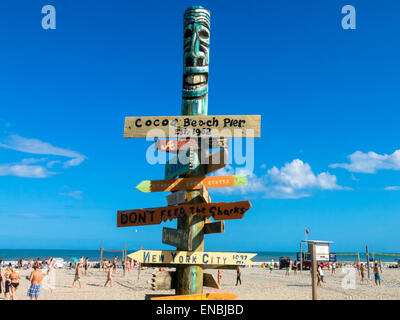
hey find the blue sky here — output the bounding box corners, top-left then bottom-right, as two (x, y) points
(0, 0), (399, 253)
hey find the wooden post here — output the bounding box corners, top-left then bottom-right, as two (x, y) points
(366, 245), (370, 280)
(311, 243), (318, 300)
(99, 243), (103, 272)
(174, 7), (210, 295)
(124, 243), (127, 277)
(300, 241), (303, 272)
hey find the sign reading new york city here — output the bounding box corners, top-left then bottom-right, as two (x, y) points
(128, 250), (257, 266)
(124, 115), (261, 138)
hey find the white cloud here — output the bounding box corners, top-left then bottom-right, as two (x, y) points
(59, 190), (83, 199)
(0, 134), (86, 168)
(384, 186), (400, 191)
(0, 162), (54, 178)
(330, 150), (400, 173)
(212, 159), (347, 199)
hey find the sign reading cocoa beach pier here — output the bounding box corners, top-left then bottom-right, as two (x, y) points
(124, 115), (261, 138)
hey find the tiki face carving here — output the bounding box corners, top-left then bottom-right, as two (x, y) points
(182, 7), (210, 106)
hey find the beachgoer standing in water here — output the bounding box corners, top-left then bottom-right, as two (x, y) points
(27, 265), (43, 300)
(104, 265), (114, 287)
(72, 263), (83, 288)
(236, 266), (241, 286)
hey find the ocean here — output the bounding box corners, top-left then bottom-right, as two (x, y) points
(0, 249), (398, 264)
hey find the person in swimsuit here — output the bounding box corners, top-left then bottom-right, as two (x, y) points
(10, 267), (21, 300)
(84, 257), (89, 275)
(235, 266), (241, 286)
(373, 262), (382, 286)
(360, 263), (366, 284)
(3, 266), (12, 300)
(217, 269), (223, 286)
(104, 265), (114, 287)
(72, 263), (82, 288)
(0, 266), (4, 295)
(27, 264), (43, 300)
(269, 259), (274, 274)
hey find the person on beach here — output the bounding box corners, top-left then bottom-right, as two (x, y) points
(10, 267), (21, 300)
(72, 263), (82, 288)
(0, 266), (4, 296)
(285, 261), (291, 277)
(373, 262), (382, 286)
(317, 264), (324, 286)
(3, 266), (12, 300)
(236, 266), (241, 286)
(84, 257), (89, 275)
(293, 260), (298, 275)
(269, 259), (274, 274)
(27, 265), (43, 300)
(360, 263), (366, 284)
(113, 256), (118, 273)
(218, 269), (223, 286)
(104, 265), (114, 287)
(331, 262), (336, 274)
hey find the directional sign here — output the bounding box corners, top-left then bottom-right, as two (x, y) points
(165, 148), (199, 180)
(135, 174), (247, 193)
(155, 138), (228, 153)
(124, 115), (261, 138)
(166, 190), (187, 206)
(151, 292), (238, 300)
(204, 221), (225, 234)
(166, 185), (210, 206)
(127, 250), (257, 266)
(117, 200), (251, 227)
(162, 227), (192, 250)
(199, 184), (211, 203)
(202, 149), (228, 175)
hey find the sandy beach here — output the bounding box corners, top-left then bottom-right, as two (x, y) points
(2, 266), (399, 300)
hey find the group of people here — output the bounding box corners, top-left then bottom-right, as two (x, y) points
(0, 257), (50, 300)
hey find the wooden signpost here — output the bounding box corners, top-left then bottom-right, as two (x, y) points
(124, 115), (261, 138)
(204, 221), (225, 234)
(128, 249), (257, 266)
(166, 190), (188, 206)
(167, 185), (210, 206)
(135, 174), (248, 193)
(151, 292), (238, 301)
(162, 227), (192, 251)
(165, 148), (199, 179)
(117, 6), (261, 297)
(151, 271), (219, 290)
(117, 201), (251, 227)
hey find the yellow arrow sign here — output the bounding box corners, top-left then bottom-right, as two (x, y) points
(127, 250), (257, 266)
